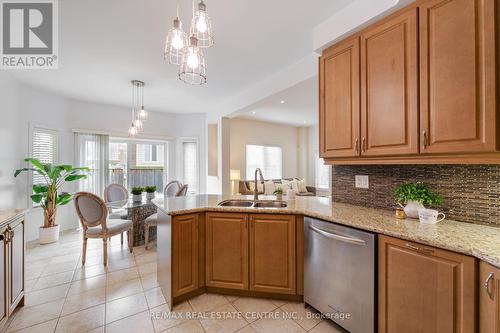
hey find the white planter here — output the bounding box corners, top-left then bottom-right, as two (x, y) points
(404, 200), (425, 219)
(39, 225), (60, 245)
(146, 192), (155, 200)
(133, 194), (143, 202)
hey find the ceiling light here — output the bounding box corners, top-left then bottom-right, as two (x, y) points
(280, 100), (285, 104)
(128, 80), (147, 136)
(252, 111), (256, 115)
(179, 36), (207, 85)
(190, 0), (214, 48)
(164, 7), (188, 65)
(128, 123), (138, 137)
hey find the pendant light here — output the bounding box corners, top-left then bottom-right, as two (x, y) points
(164, 5), (188, 65)
(190, 0), (214, 48)
(128, 80), (146, 137)
(179, 35), (207, 85)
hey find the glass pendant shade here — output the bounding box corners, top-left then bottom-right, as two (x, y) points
(179, 36), (207, 85)
(138, 106), (148, 120)
(128, 123), (138, 137)
(190, 1), (214, 48)
(133, 117), (143, 132)
(164, 18), (188, 65)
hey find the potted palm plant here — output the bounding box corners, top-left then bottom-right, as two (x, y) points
(394, 182), (443, 218)
(145, 186), (157, 200)
(14, 158), (89, 244)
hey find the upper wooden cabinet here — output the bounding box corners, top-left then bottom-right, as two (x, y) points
(205, 213), (248, 290)
(480, 261), (500, 333)
(420, 0), (498, 154)
(379, 235), (477, 333)
(320, 36), (360, 158)
(249, 214), (296, 294)
(360, 8), (419, 156)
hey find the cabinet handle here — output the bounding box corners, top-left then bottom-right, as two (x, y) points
(362, 137), (366, 153)
(10, 230), (14, 239)
(422, 131), (427, 149)
(355, 138), (359, 155)
(405, 242), (434, 255)
(484, 272), (494, 297)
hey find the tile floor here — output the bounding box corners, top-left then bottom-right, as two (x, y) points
(4, 229), (346, 333)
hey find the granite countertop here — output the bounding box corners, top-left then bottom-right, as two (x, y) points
(153, 194), (500, 268)
(0, 209), (27, 226)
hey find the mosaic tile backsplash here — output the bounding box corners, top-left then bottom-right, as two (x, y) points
(331, 165), (500, 226)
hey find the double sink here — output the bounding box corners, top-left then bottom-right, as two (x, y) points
(218, 200), (287, 208)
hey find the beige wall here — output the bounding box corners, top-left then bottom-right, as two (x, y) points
(230, 118), (309, 181)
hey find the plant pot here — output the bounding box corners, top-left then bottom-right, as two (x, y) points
(133, 194), (143, 202)
(39, 225), (60, 244)
(146, 192), (155, 200)
(275, 194), (283, 201)
(404, 200), (425, 219)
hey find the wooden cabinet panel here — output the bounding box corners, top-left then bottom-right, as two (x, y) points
(206, 213), (248, 290)
(420, 0), (497, 153)
(173, 214), (199, 297)
(379, 235), (477, 333)
(480, 261), (500, 333)
(9, 220), (23, 313)
(320, 36), (360, 158)
(360, 8), (418, 156)
(249, 214), (296, 294)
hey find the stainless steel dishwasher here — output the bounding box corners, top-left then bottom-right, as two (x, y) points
(304, 217), (375, 333)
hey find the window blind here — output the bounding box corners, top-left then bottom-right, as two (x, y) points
(32, 128), (58, 185)
(182, 141), (199, 194)
(245, 145), (283, 180)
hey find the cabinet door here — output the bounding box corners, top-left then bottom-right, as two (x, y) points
(480, 261), (500, 333)
(172, 214), (199, 297)
(379, 235), (477, 333)
(320, 36), (360, 158)
(360, 9), (418, 156)
(420, 0), (497, 153)
(0, 228), (6, 324)
(206, 213), (248, 290)
(8, 220), (24, 313)
(249, 214), (296, 294)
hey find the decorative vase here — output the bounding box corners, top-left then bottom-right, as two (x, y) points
(133, 194), (143, 202)
(146, 192), (155, 200)
(39, 224), (60, 244)
(404, 200), (425, 219)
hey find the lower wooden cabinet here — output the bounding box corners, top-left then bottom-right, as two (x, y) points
(480, 261), (500, 333)
(379, 235), (476, 333)
(172, 214), (199, 297)
(249, 214), (296, 295)
(206, 213), (248, 290)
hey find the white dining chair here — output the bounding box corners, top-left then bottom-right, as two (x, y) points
(104, 183), (129, 244)
(74, 192), (133, 266)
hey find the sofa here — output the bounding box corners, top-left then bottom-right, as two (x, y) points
(238, 178), (316, 196)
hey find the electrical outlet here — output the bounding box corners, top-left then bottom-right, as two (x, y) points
(355, 175), (369, 189)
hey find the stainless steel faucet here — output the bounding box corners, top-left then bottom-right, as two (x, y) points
(253, 168), (265, 201)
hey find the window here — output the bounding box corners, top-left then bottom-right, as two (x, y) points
(32, 127), (58, 185)
(315, 152), (331, 191)
(182, 140), (199, 194)
(136, 143), (163, 167)
(245, 144), (282, 180)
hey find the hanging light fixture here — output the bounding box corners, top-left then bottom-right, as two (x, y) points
(164, 5), (188, 65)
(190, 0), (214, 48)
(179, 35), (207, 85)
(128, 80), (146, 137)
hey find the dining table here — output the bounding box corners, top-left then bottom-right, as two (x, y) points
(106, 196), (158, 247)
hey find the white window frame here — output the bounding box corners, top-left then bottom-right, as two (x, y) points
(29, 123), (60, 208)
(314, 151), (331, 196)
(179, 137), (200, 195)
(245, 144), (283, 180)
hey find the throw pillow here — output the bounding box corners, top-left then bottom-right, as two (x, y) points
(264, 180), (276, 195)
(290, 179), (299, 193)
(281, 180), (292, 190)
(297, 179), (308, 193)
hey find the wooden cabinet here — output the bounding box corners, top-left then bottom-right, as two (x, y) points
(360, 8), (418, 156)
(379, 235), (477, 333)
(172, 214), (199, 297)
(319, 36), (360, 158)
(206, 213), (248, 290)
(249, 214), (296, 294)
(420, 0), (497, 154)
(480, 261), (500, 333)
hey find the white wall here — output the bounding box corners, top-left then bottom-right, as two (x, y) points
(0, 72), (208, 241)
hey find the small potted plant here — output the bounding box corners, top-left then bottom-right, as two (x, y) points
(131, 187), (144, 202)
(273, 186), (284, 201)
(14, 158), (89, 244)
(394, 182), (443, 218)
(145, 186), (157, 200)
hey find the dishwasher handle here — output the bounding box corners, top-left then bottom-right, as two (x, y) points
(308, 224), (366, 246)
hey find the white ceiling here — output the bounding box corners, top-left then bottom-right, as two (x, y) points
(8, 0), (353, 115)
(232, 77), (318, 127)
